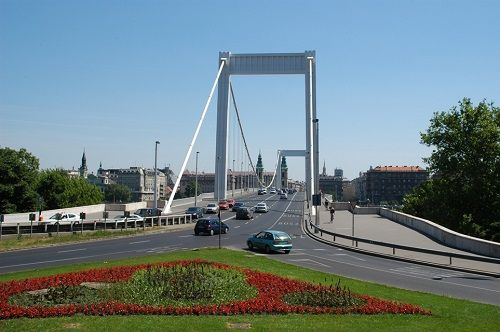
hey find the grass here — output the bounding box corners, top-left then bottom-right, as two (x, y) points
(0, 248), (499, 331)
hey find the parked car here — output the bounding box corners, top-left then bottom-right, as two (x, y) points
(226, 198), (235, 208)
(218, 200), (229, 210)
(114, 214), (144, 223)
(247, 230), (292, 254)
(194, 218), (229, 236)
(254, 202), (269, 213)
(46, 213), (80, 225)
(232, 202), (246, 212)
(205, 203), (219, 214)
(236, 207), (254, 220)
(135, 208), (162, 217)
(185, 207), (204, 219)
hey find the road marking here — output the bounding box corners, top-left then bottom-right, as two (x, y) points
(299, 252), (500, 293)
(289, 258), (330, 268)
(57, 248), (86, 253)
(234, 226), (241, 229)
(177, 235), (192, 238)
(129, 240), (151, 244)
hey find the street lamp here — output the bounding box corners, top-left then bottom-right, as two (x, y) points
(232, 159), (235, 197)
(195, 151), (199, 207)
(154, 141), (160, 209)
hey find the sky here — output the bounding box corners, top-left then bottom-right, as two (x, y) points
(1, 0), (499, 182)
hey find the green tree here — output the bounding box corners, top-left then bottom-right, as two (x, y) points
(403, 98), (500, 239)
(104, 184), (132, 203)
(37, 169), (103, 210)
(184, 181), (197, 198)
(0, 147), (40, 213)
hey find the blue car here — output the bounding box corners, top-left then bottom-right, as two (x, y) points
(247, 230), (292, 254)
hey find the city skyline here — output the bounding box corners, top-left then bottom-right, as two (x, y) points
(1, 1), (499, 181)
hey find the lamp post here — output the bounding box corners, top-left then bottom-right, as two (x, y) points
(154, 141), (160, 209)
(195, 151), (199, 207)
(232, 159), (235, 197)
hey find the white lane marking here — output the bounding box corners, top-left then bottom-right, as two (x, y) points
(129, 240), (151, 244)
(178, 235), (192, 238)
(289, 258), (330, 267)
(269, 199), (295, 228)
(234, 226), (241, 229)
(57, 248), (87, 254)
(301, 252), (500, 293)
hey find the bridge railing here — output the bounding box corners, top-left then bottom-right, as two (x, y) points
(0, 214), (194, 239)
(306, 219), (500, 276)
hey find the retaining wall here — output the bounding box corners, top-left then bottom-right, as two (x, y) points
(380, 208), (500, 258)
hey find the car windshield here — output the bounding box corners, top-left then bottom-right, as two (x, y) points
(274, 232), (291, 240)
(207, 204), (216, 207)
(187, 208), (197, 212)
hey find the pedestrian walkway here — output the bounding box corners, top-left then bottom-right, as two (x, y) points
(309, 206), (500, 275)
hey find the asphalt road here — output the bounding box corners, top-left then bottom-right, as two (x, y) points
(0, 192), (499, 306)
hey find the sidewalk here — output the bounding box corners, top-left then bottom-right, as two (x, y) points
(309, 206), (500, 274)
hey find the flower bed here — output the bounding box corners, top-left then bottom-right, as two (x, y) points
(0, 259), (431, 319)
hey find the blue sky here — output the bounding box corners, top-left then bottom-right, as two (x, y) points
(1, 0), (499, 181)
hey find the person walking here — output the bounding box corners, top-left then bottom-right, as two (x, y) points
(330, 206), (335, 222)
(324, 199), (329, 210)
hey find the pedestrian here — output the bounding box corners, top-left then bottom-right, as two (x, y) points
(324, 199), (329, 210)
(330, 206), (335, 222)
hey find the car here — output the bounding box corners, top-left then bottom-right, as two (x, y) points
(257, 188), (267, 195)
(135, 208), (163, 217)
(232, 202), (246, 212)
(226, 198), (235, 208)
(280, 193), (288, 200)
(194, 217), (229, 236)
(254, 202), (269, 213)
(247, 230), (292, 254)
(218, 200), (229, 210)
(114, 214), (144, 223)
(269, 189), (277, 194)
(185, 207), (204, 219)
(236, 207), (254, 220)
(288, 189), (294, 194)
(46, 213), (80, 225)
(205, 203), (219, 214)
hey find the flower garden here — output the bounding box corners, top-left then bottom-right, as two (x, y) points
(0, 259), (430, 319)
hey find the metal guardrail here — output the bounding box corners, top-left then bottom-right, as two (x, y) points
(306, 220), (500, 268)
(0, 214), (193, 239)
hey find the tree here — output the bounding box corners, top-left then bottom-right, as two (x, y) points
(403, 98), (500, 240)
(184, 181), (197, 198)
(104, 184), (132, 203)
(37, 169), (103, 210)
(0, 147), (40, 213)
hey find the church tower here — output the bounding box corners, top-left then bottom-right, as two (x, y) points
(79, 150), (88, 178)
(256, 151), (264, 185)
(281, 156), (288, 189)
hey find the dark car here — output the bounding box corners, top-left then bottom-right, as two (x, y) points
(185, 207), (204, 219)
(236, 207), (254, 220)
(232, 202), (246, 212)
(134, 208), (162, 217)
(194, 218), (229, 236)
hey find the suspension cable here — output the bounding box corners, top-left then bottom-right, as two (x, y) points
(163, 59), (226, 213)
(229, 82), (278, 189)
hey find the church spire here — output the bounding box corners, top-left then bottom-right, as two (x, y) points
(79, 149), (88, 178)
(322, 160), (327, 176)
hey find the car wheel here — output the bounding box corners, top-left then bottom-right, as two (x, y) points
(247, 242), (253, 250)
(265, 245), (271, 254)
(210, 229), (214, 236)
(194, 231), (199, 236)
(223, 227), (228, 234)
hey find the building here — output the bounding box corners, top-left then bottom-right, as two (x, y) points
(319, 163), (346, 201)
(79, 150), (88, 178)
(362, 165), (429, 205)
(280, 156), (288, 189)
(92, 166), (168, 202)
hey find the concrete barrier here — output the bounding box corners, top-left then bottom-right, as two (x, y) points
(380, 208), (500, 258)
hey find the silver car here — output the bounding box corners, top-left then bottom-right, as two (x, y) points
(254, 202), (269, 213)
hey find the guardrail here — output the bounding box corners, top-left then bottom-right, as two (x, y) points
(306, 220), (500, 276)
(0, 214), (193, 239)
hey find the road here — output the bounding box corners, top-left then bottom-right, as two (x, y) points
(0, 192), (499, 306)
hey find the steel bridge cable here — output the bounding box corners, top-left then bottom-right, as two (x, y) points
(163, 59), (226, 214)
(229, 82), (278, 189)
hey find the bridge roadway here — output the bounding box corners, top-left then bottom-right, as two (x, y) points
(0, 192), (498, 306)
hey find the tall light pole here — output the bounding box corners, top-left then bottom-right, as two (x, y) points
(232, 159), (235, 197)
(195, 151), (199, 207)
(154, 140), (160, 209)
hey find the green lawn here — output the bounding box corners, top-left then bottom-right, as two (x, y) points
(0, 248), (498, 331)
